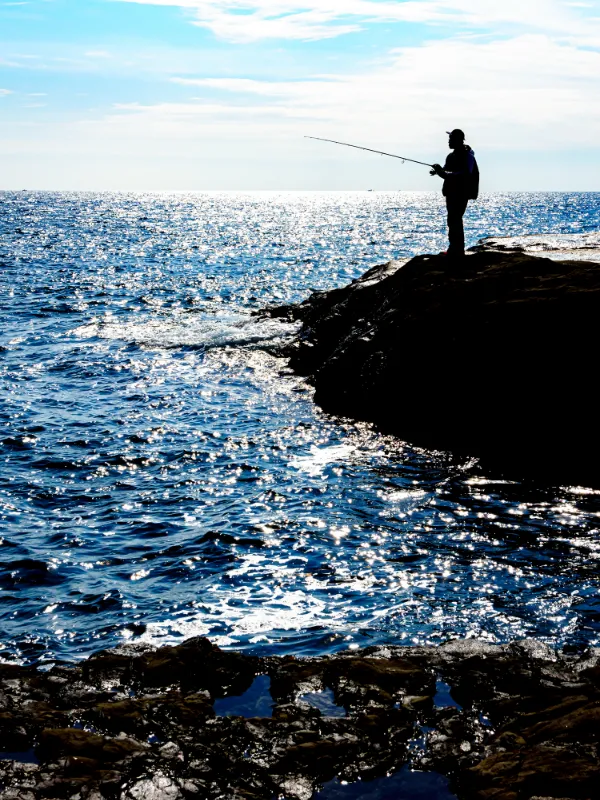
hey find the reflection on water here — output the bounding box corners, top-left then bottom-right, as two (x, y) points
(213, 674), (273, 718)
(314, 767), (457, 800)
(1, 191), (600, 665)
(433, 681), (462, 710)
(299, 688), (346, 718)
(0, 749), (38, 764)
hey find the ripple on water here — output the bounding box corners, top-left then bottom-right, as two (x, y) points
(1, 191), (600, 665)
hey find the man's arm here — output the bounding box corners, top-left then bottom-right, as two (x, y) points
(431, 151), (475, 179)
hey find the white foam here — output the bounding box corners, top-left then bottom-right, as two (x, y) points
(479, 231), (600, 261)
(70, 312), (299, 350)
(289, 444), (357, 476)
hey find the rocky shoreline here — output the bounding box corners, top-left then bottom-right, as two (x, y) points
(3, 241), (599, 800)
(1, 636), (599, 800)
(265, 241), (600, 485)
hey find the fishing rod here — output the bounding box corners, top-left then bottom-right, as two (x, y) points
(305, 136), (434, 168)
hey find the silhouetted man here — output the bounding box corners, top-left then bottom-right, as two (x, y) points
(430, 129), (479, 258)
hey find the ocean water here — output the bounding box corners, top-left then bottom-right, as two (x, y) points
(1, 190), (600, 667)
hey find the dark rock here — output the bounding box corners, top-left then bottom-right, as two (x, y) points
(1, 636), (599, 799)
(38, 728), (147, 762)
(92, 698), (149, 733)
(133, 636), (258, 697)
(467, 745), (599, 799)
(326, 656), (432, 703)
(83, 650), (136, 686)
(265, 249), (600, 484)
(268, 658), (324, 703)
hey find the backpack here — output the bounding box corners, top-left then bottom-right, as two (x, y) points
(469, 157), (480, 200)
(442, 147), (479, 199)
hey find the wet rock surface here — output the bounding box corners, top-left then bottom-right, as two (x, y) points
(264, 246), (600, 484)
(1, 637), (599, 799)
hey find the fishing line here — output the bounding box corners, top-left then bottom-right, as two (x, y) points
(305, 136), (434, 168)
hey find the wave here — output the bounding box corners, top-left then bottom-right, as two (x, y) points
(478, 230), (600, 260)
(70, 312), (298, 351)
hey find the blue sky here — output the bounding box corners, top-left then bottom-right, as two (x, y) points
(1, 0), (599, 189)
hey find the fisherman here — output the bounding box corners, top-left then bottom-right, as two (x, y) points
(430, 129), (479, 259)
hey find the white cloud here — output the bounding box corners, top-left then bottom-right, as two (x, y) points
(171, 76), (332, 97)
(12, 32), (583, 188)
(114, 0), (599, 42)
(115, 0), (444, 41)
(107, 34), (600, 152)
(3, 4), (599, 188)
(0, 88), (14, 96)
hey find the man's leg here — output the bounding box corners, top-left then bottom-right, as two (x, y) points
(446, 196), (469, 257)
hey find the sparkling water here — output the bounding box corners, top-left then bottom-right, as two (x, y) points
(1, 190), (599, 666)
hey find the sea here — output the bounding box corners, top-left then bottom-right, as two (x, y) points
(1, 190), (600, 669)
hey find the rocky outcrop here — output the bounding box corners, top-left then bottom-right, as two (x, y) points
(1, 637), (599, 799)
(267, 246), (600, 484)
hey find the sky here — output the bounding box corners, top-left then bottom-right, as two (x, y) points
(1, 0), (599, 190)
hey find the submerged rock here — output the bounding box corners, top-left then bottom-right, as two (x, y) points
(266, 245), (600, 485)
(0, 637), (599, 799)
